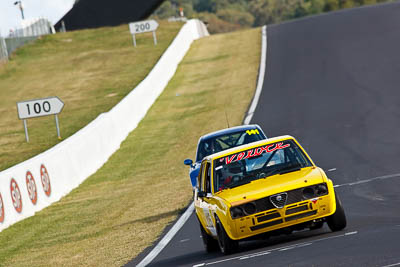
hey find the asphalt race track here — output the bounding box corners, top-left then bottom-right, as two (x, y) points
(130, 2), (400, 266)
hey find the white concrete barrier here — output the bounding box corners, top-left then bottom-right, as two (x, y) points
(0, 19), (209, 232)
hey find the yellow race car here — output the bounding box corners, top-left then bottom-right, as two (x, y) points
(195, 135), (346, 254)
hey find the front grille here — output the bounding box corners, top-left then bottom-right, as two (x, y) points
(257, 212), (280, 223)
(254, 197), (275, 212)
(270, 193), (288, 208)
(252, 183), (328, 213)
(251, 189), (303, 214)
(231, 183), (328, 220)
(285, 210), (317, 222)
(286, 188), (305, 205)
(285, 204), (308, 215)
(250, 219), (283, 231)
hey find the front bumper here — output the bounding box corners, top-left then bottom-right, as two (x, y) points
(229, 193), (336, 240)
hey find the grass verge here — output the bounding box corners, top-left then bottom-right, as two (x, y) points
(0, 21), (182, 171)
(0, 27), (261, 266)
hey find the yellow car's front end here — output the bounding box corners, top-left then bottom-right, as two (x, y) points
(194, 135), (346, 254)
(215, 167), (336, 240)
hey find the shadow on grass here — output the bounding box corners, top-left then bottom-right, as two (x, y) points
(114, 207), (187, 228)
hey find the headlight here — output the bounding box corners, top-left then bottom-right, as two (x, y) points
(230, 206), (244, 219)
(243, 202), (257, 215)
(316, 184), (328, 195)
(303, 187), (315, 199)
(302, 183), (328, 199)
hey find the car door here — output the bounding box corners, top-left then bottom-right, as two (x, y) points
(200, 161), (217, 236)
(195, 161), (207, 226)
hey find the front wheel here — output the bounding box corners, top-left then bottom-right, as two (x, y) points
(327, 193), (347, 232)
(216, 217), (238, 255)
(199, 222), (219, 253)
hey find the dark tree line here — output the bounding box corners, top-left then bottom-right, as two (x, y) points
(153, 0), (395, 33)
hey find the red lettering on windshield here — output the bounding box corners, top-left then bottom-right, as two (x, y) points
(276, 142), (290, 150)
(236, 152), (246, 161)
(254, 147), (263, 156)
(222, 142), (291, 165)
(225, 154), (237, 164)
(244, 149), (255, 159)
(265, 144), (275, 153)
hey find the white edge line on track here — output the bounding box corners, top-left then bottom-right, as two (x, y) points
(136, 25), (268, 267)
(333, 172), (400, 188)
(136, 203), (194, 267)
(244, 25), (267, 125)
(382, 263), (400, 267)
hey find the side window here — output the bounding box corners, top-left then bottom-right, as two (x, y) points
(199, 162), (205, 191)
(205, 162), (211, 194)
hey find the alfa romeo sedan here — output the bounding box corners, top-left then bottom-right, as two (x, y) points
(195, 135), (346, 254)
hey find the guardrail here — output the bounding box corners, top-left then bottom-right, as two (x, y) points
(0, 19), (209, 232)
(0, 18), (55, 62)
(0, 37), (8, 62)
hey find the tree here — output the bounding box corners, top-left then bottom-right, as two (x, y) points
(216, 9), (255, 26)
(324, 0), (340, 11)
(152, 0), (395, 33)
(154, 1), (176, 19)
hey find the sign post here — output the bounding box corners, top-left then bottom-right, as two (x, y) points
(129, 20), (159, 47)
(23, 119), (29, 142)
(17, 97), (64, 142)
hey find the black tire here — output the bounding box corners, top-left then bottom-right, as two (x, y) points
(327, 193), (347, 232)
(199, 222), (219, 253)
(216, 217), (238, 255)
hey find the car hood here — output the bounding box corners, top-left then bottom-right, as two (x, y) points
(215, 167), (325, 205)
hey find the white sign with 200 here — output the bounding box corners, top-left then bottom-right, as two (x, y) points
(129, 20), (159, 47)
(129, 20), (159, 34)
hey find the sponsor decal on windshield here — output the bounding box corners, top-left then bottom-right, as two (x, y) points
(220, 142), (290, 165)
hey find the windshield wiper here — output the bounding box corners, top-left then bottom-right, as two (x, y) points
(227, 180), (251, 189)
(278, 163), (302, 175)
(224, 164), (303, 190)
(258, 163), (302, 179)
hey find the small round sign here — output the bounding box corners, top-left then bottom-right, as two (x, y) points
(10, 178), (23, 213)
(26, 171), (37, 205)
(40, 164), (51, 197)
(0, 193), (4, 223)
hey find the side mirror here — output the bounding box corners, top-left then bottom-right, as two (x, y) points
(198, 191), (206, 198)
(184, 159), (193, 166)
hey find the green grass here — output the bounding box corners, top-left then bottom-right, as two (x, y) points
(0, 21), (183, 171)
(0, 27), (261, 266)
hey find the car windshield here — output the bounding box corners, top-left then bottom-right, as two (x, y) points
(196, 129), (264, 162)
(213, 140), (312, 192)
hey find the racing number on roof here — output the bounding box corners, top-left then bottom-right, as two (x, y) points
(246, 129), (259, 135)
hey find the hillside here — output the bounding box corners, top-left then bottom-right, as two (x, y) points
(0, 21), (183, 171)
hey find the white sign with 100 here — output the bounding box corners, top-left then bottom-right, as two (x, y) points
(17, 97), (64, 142)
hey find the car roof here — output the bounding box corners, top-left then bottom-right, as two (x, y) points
(203, 135), (295, 161)
(199, 124), (264, 141)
